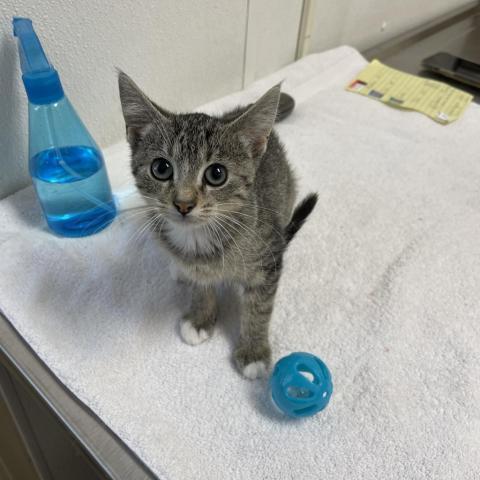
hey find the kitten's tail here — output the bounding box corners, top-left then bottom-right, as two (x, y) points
(284, 193), (318, 244)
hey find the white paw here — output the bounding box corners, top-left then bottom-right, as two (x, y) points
(180, 320), (210, 346)
(242, 361), (268, 380)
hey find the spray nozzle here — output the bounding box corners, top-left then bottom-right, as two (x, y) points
(13, 17), (64, 105)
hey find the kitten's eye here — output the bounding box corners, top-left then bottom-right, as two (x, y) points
(151, 158), (173, 181)
(204, 163), (227, 187)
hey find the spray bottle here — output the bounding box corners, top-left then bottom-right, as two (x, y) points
(13, 17), (116, 237)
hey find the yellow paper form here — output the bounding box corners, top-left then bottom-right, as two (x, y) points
(346, 60), (473, 124)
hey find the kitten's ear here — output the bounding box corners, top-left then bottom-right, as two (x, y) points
(118, 71), (169, 146)
(227, 84), (281, 158)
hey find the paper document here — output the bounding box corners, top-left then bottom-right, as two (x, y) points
(347, 60), (472, 124)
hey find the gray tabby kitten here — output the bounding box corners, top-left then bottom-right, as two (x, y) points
(118, 73), (317, 379)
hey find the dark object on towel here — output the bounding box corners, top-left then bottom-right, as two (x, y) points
(275, 92), (296, 121)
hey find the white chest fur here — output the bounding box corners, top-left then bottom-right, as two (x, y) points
(164, 221), (216, 256)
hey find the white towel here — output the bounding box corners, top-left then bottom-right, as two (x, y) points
(1, 46), (479, 480)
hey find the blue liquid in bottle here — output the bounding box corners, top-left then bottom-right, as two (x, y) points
(30, 146), (116, 237)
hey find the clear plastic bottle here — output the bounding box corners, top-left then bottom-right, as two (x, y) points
(13, 18), (116, 237)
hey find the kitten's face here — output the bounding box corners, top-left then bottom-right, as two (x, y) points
(118, 72), (280, 229)
(130, 114), (255, 226)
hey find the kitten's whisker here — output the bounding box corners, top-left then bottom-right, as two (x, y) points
(116, 204), (162, 218)
(117, 207), (161, 220)
(204, 202), (285, 240)
(81, 208), (155, 239)
(214, 213), (278, 276)
(152, 215), (166, 234)
(216, 224), (226, 275)
(118, 191), (166, 206)
(138, 214), (166, 260)
(213, 208), (285, 240)
(139, 194), (165, 203)
(214, 214), (272, 265)
(140, 213), (164, 241)
(213, 217), (248, 279)
(127, 220), (153, 247)
(116, 209), (163, 229)
(118, 205), (157, 213)
(214, 214), (269, 277)
(215, 202), (284, 216)
(126, 212), (162, 247)
(206, 222), (225, 274)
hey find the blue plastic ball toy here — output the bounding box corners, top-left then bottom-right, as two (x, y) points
(270, 352), (333, 418)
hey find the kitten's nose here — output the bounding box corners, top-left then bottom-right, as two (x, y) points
(174, 199), (196, 216)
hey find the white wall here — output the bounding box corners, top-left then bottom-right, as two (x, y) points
(243, 0), (303, 85)
(309, 0), (475, 52)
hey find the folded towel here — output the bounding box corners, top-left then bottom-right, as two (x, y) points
(1, 46), (479, 480)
